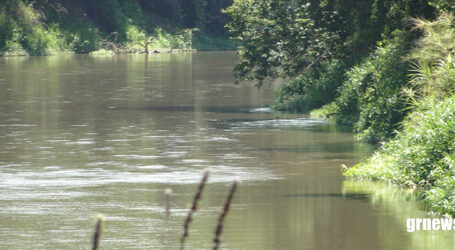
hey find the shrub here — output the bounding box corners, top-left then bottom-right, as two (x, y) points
(344, 96), (455, 215)
(336, 32), (410, 143)
(88, 0), (127, 41)
(150, 28), (193, 50)
(192, 34), (237, 51)
(0, 8), (13, 49)
(272, 59), (348, 113)
(67, 23), (101, 54)
(0, 1), (74, 55)
(126, 25), (146, 43)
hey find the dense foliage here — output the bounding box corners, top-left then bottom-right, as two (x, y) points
(225, 0), (455, 213)
(224, 0), (435, 142)
(344, 13), (455, 215)
(407, 13), (455, 101)
(0, 0), (234, 55)
(224, 0), (345, 84)
(224, 0), (433, 84)
(344, 97), (455, 215)
(272, 59), (348, 113)
(336, 33), (410, 142)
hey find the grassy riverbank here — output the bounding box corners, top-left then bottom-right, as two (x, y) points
(344, 97), (455, 215)
(223, 1), (455, 215)
(0, 0), (234, 56)
(344, 13), (455, 215)
(317, 24), (455, 221)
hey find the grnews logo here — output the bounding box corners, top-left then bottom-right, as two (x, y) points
(407, 218), (455, 232)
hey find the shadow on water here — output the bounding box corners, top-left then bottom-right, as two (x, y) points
(109, 105), (346, 133)
(282, 192), (370, 201)
(257, 142), (356, 154)
(109, 105), (262, 113)
(208, 117), (337, 132)
(212, 121), (333, 131)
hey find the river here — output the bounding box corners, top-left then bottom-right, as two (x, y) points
(0, 52), (454, 249)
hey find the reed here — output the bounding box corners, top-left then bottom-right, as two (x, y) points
(165, 188), (172, 221)
(180, 171), (209, 250)
(213, 181), (238, 250)
(91, 214), (104, 250)
(85, 172), (241, 249)
(161, 188), (173, 250)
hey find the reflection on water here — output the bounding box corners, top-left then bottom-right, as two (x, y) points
(0, 52), (454, 249)
(113, 105), (261, 113)
(343, 181), (455, 250)
(281, 192), (370, 201)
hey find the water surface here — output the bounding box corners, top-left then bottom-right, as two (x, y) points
(0, 52), (454, 249)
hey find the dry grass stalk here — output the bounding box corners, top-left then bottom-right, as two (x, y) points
(161, 188), (173, 250)
(213, 181), (238, 250)
(165, 188), (172, 220)
(92, 214), (104, 250)
(180, 171), (209, 250)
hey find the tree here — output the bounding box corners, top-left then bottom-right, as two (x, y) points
(224, 0), (344, 86)
(224, 0), (434, 86)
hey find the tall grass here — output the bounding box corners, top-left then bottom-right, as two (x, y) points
(406, 13), (455, 101)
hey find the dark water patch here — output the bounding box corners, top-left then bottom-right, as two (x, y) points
(231, 118), (330, 129)
(108, 105), (260, 114)
(209, 118), (334, 131)
(257, 142), (357, 154)
(282, 192), (370, 201)
(208, 118), (282, 129)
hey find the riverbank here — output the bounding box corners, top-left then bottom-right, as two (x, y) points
(264, 9), (455, 215)
(344, 96), (455, 215)
(0, 0), (235, 56)
(317, 13), (454, 216)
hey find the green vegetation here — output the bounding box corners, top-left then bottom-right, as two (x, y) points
(0, 0), (234, 56)
(336, 32), (410, 143)
(224, 0), (455, 214)
(344, 97), (455, 215)
(344, 13), (455, 215)
(224, 0), (433, 85)
(272, 59), (348, 113)
(224, 0), (433, 141)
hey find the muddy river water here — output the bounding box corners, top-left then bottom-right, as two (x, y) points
(0, 52), (454, 249)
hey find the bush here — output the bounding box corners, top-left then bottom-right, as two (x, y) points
(126, 25), (147, 43)
(0, 0), (198, 55)
(88, 0), (127, 41)
(344, 96), (455, 215)
(150, 28), (193, 50)
(0, 8), (13, 49)
(272, 59), (348, 113)
(336, 32), (410, 143)
(309, 102), (338, 119)
(0, 1), (75, 55)
(67, 23), (101, 54)
(192, 34), (237, 51)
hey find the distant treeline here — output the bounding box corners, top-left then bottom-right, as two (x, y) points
(0, 0), (234, 55)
